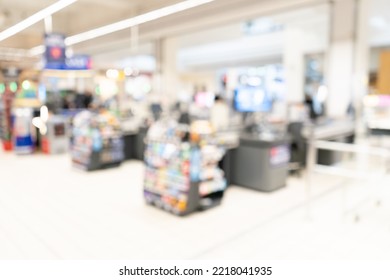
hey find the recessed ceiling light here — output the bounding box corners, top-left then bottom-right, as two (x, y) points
(29, 45), (45, 56)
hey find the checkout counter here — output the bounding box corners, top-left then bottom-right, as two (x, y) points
(302, 119), (355, 165)
(224, 119), (354, 192)
(366, 120), (390, 136)
(230, 132), (290, 192)
(122, 126), (147, 161)
(121, 115), (147, 161)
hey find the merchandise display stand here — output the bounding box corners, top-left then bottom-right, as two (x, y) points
(11, 84), (41, 154)
(143, 120), (226, 216)
(0, 88), (14, 151)
(71, 110), (124, 171)
(12, 107), (36, 154)
(41, 115), (70, 154)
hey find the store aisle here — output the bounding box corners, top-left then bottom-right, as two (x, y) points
(0, 151), (389, 260)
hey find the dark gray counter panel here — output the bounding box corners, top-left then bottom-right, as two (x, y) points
(231, 134), (290, 192)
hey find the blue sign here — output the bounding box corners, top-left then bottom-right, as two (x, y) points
(65, 55), (92, 70)
(45, 33), (66, 69)
(44, 33), (92, 70)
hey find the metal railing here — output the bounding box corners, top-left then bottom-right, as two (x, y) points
(306, 133), (390, 221)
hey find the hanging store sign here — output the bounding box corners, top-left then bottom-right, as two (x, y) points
(65, 55), (92, 70)
(44, 33), (66, 69)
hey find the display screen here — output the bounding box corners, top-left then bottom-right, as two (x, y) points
(194, 91), (214, 108)
(233, 86), (272, 112)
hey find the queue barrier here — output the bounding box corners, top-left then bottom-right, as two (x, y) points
(305, 137), (390, 221)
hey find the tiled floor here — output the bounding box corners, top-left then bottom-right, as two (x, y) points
(0, 149), (389, 260)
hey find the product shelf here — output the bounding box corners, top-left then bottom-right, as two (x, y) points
(143, 119), (226, 216)
(71, 110), (124, 171)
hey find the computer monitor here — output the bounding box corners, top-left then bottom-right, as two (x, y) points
(233, 86), (272, 113)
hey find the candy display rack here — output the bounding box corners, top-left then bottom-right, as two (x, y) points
(143, 119), (226, 216)
(0, 88), (14, 151)
(71, 110), (124, 171)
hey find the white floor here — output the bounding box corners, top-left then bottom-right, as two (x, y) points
(0, 150), (390, 260)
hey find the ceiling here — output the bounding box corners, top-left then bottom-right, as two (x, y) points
(1, 0), (390, 69)
(0, 0), (177, 49)
(0, 0), (331, 69)
(0, 1), (326, 46)
(177, 4), (329, 71)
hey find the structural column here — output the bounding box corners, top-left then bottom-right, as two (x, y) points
(326, 0), (370, 119)
(283, 26), (305, 104)
(154, 37), (180, 111)
(282, 25), (305, 121)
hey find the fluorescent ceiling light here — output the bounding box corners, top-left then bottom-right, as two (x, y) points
(28, 0), (214, 56)
(0, 0), (77, 42)
(0, 47), (29, 57)
(29, 45), (45, 56)
(65, 0), (215, 46)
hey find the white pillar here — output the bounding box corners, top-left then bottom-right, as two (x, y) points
(282, 26), (305, 121)
(326, 0), (370, 119)
(155, 37), (180, 111)
(353, 0), (370, 135)
(283, 26), (305, 104)
(44, 16), (52, 34)
(130, 25), (139, 53)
